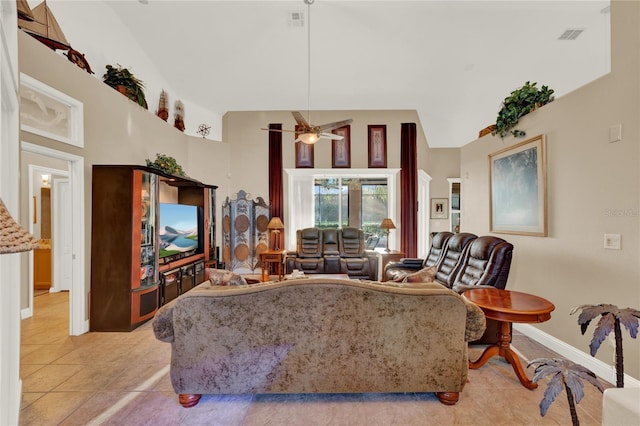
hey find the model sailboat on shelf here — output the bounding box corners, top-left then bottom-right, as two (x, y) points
(18, 0), (71, 51)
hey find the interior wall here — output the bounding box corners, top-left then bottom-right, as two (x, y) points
(460, 0), (639, 379)
(221, 110), (440, 233)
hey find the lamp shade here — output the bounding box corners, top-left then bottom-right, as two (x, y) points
(0, 198), (39, 254)
(380, 218), (396, 230)
(267, 216), (284, 230)
(297, 133), (319, 144)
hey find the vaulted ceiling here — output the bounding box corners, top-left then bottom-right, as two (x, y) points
(43, 1), (611, 147)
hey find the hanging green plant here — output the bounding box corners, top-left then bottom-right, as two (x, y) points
(493, 81), (554, 138)
(145, 153), (186, 177)
(103, 64), (148, 109)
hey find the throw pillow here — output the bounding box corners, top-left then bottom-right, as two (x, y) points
(208, 269), (247, 286)
(402, 266), (436, 283)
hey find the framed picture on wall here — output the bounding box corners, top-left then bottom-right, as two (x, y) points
(331, 125), (351, 168)
(368, 125), (387, 168)
(430, 198), (449, 219)
(489, 134), (547, 236)
(295, 141), (314, 168)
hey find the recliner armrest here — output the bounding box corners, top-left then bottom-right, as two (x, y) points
(398, 258), (424, 266)
(452, 283), (497, 294)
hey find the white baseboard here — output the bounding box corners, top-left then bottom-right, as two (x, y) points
(514, 323), (640, 388)
(21, 307), (32, 319)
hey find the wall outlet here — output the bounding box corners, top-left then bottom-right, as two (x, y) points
(604, 234), (621, 250)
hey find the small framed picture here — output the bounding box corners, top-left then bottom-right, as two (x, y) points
(430, 198), (449, 219)
(368, 125), (387, 168)
(295, 141), (314, 168)
(332, 125), (351, 168)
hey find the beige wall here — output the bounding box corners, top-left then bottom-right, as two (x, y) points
(460, 0), (639, 379)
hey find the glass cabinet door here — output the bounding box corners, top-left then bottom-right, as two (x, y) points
(139, 172), (158, 288)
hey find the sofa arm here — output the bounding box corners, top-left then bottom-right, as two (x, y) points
(152, 302), (175, 343)
(462, 298), (486, 342)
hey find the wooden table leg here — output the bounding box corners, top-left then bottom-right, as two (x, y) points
(469, 320), (537, 390)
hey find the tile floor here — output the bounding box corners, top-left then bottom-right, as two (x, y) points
(20, 291), (608, 425)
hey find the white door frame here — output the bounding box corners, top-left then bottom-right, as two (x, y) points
(25, 165), (68, 318)
(417, 170), (432, 259)
(21, 142), (87, 336)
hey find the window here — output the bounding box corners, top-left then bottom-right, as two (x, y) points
(285, 168), (400, 250)
(314, 178), (388, 237)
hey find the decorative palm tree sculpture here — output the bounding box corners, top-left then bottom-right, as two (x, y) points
(528, 358), (604, 426)
(570, 304), (640, 388)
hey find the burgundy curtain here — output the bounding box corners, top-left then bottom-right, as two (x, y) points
(268, 124), (284, 250)
(400, 122), (418, 257)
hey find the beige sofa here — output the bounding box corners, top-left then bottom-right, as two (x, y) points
(153, 277), (486, 407)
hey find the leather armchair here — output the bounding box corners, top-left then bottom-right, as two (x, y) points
(384, 231), (453, 282)
(338, 227), (377, 279)
(285, 227), (378, 280)
(451, 236), (514, 294)
(288, 227), (325, 274)
(434, 233), (478, 287)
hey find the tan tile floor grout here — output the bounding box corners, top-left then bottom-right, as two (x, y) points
(20, 291), (608, 425)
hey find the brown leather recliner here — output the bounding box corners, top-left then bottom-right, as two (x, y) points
(434, 233), (478, 287)
(450, 236), (514, 345)
(285, 227), (378, 280)
(338, 227), (376, 279)
(384, 231), (453, 282)
(288, 227), (325, 273)
(451, 236), (514, 294)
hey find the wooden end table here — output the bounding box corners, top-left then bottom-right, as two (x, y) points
(259, 250), (285, 281)
(462, 288), (555, 389)
(374, 248), (405, 281)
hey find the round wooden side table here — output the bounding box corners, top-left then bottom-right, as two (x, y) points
(462, 288), (555, 389)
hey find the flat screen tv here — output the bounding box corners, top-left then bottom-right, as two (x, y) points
(159, 203), (199, 259)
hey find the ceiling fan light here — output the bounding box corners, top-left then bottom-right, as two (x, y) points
(299, 132), (319, 144)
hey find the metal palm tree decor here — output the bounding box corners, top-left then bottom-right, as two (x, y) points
(528, 358), (604, 426)
(570, 304), (640, 388)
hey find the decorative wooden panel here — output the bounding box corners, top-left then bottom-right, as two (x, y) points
(222, 190), (270, 274)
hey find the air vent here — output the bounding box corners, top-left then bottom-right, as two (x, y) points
(290, 11), (305, 27)
(558, 28), (585, 40)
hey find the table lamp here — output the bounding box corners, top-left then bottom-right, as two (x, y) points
(379, 218), (396, 252)
(267, 216), (284, 251)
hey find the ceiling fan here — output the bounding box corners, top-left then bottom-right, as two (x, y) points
(263, 112), (353, 144)
(261, 0), (352, 144)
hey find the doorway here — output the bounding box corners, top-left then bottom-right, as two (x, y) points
(21, 142), (86, 336)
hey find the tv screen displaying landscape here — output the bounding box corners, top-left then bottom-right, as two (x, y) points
(159, 203), (199, 258)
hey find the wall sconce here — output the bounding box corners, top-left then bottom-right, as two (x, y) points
(267, 216), (284, 251)
(380, 218), (396, 252)
(0, 197), (39, 254)
(41, 174), (50, 187)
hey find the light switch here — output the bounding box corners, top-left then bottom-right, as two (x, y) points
(609, 124), (622, 143)
(604, 234), (621, 250)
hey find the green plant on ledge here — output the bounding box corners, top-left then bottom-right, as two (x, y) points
(103, 64), (148, 110)
(493, 81), (554, 138)
(145, 153), (186, 177)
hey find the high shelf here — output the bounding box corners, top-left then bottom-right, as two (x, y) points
(90, 165), (217, 331)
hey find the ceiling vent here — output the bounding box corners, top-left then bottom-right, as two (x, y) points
(289, 11), (305, 27)
(558, 28), (585, 40)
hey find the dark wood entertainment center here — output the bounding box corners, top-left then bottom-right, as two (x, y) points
(90, 165), (217, 331)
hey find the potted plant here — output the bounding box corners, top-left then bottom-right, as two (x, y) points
(493, 81), (554, 138)
(145, 153), (186, 177)
(103, 64), (148, 109)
